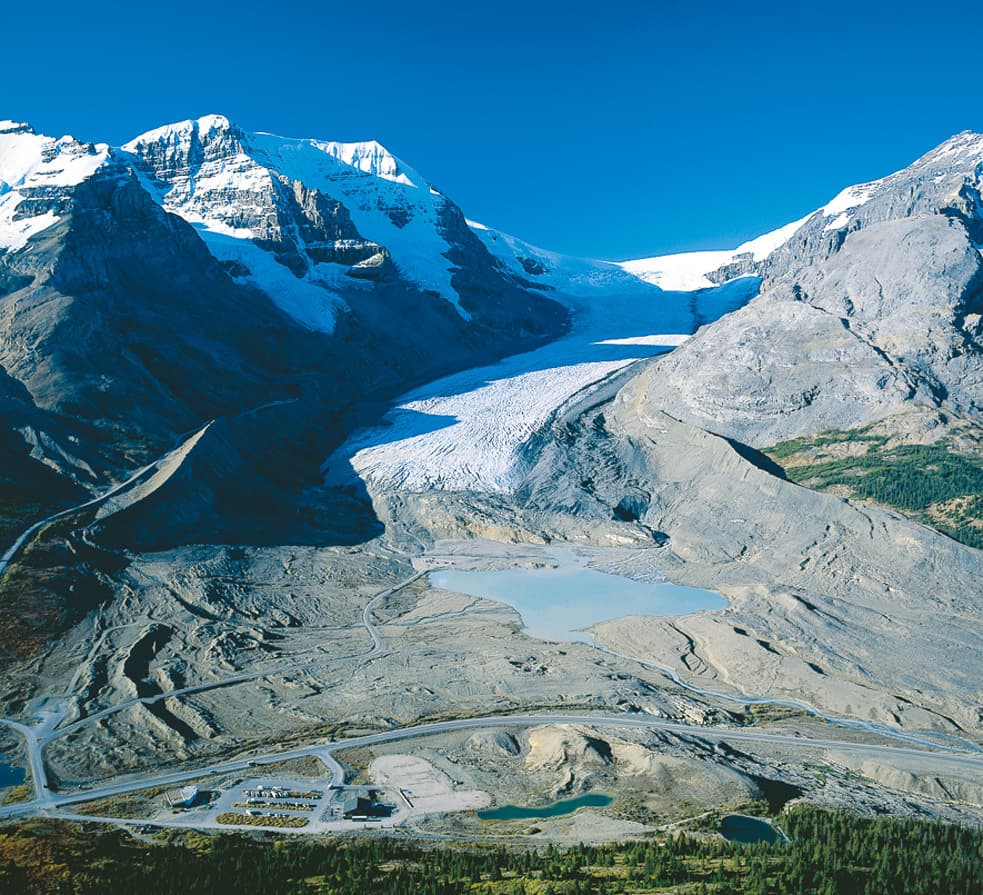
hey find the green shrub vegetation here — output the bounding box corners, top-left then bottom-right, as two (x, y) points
(215, 811), (309, 829)
(1, 806), (980, 894)
(232, 802), (315, 812)
(765, 429), (983, 549)
(0, 495), (45, 549)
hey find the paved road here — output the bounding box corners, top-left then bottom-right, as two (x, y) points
(0, 400), (301, 583)
(0, 461), (157, 581)
(361, 571), (426, 658)
(3, 710), (982, 821)
(0, 400), (302, 803)
(0, 718), (48, 799)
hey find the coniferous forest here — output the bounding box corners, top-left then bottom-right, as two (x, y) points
(0, 806), (980, 894)
(765, 429), (983, 549)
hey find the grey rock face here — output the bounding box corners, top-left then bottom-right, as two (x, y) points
(124, 119), (386, 278)
(634, 133), (983, 446)
(2, 171), (320, 427)
(514, 387), (983, 730)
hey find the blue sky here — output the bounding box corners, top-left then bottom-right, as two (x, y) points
(4, 0), (979, 259)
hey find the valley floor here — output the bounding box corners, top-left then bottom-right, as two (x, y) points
(1, 279), (982, 844)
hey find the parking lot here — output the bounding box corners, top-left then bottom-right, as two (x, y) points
(172, 776), (409, 833)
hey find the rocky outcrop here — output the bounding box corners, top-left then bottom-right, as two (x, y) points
(628, 132), (983, 446)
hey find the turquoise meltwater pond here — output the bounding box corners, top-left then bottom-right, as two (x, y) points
(429, 556), (726, 643)
(478, 793), (614, 821)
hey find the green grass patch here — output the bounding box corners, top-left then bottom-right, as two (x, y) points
(215, 811), (308, 829)
(765, 429), (889, 461)
(232, 802), (314, 812)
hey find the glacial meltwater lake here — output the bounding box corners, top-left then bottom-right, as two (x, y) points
(478, 793), (614, 821)
(429, 557), (727, 643)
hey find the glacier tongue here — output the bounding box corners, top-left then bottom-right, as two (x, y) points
(324, 279), (756, 493)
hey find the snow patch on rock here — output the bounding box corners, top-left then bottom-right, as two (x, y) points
(0, 121), (110, 251)
(617, 213), (813, 292)
(467, 219), (658, 300)
(616, 179), (887, 290)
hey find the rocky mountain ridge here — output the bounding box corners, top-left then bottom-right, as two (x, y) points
(0, 115), (573, 502)
(627, 130), (983, 447)
(122, 115), (494, 327)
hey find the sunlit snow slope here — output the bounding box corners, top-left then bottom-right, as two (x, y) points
(617, 182), (884, 291)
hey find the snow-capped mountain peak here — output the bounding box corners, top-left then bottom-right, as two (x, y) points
(0, 120), (111, 252)
(122, 115), (481, 328)
(922, 129), (983, 165)
(307, 138), (420, 187)
(0, 120), (34, 136)
(120, 113), (236, 150)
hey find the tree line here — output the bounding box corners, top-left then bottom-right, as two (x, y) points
(1, 804), (980, 894)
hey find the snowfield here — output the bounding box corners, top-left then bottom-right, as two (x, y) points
(324, 279), (757, 493)
(617, 179), (884, 290)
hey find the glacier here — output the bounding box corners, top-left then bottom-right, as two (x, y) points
(323, 277), (756, 493)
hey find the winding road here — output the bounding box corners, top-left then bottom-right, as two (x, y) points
(0, 399), (299, 582)
(0, 717), (47, 796)
(0, 566), (425, 809)
(591, 644), (981, 754)
(42, 570), (425, 745)
(0, 460), (160, 581)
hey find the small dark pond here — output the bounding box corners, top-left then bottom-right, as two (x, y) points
(748, 774), (803, 813)
(719, 813), (780, 844)
(0, 753), (26, 788)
